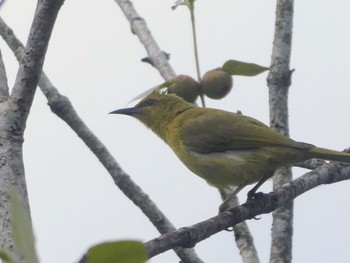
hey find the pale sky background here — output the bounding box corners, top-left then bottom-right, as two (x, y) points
(1, 1), (350, 262)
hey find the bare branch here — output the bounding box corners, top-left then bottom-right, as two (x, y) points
(144, 162), (350, 259)
(0, 17), (25, 58)
(45, 90), (202, 263)
(114, 0), (176, 81)
(0, 48), (9, 98)
(267, 0), (295, 262)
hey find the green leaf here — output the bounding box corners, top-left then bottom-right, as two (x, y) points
(10, 188), (39, 263)
(0, 249), (22, 263)
(221, 59), (269, 76)
(87, 241), (148, 263)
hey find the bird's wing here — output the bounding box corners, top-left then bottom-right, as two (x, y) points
(180, 108), (313, 154)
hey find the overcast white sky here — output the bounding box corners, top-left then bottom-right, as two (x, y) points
(1, 1), (350, 262)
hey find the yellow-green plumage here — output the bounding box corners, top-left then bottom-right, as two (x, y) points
(111, 90), (350, 209)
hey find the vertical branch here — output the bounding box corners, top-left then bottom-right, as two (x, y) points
(267, 0), (294, 263)
(188, 1), (205, 107)
(0, 0), (64, 258)
(188, 1), (201, 81)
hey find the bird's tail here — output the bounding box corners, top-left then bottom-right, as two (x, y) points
(309, 147), (350, 163)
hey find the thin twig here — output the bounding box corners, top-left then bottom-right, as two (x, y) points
(188, 1), (205, 108)
(189, 1), (201, 82)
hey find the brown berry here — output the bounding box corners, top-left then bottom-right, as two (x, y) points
(201, 69), (233, 99)
(168, 75), (200, 103)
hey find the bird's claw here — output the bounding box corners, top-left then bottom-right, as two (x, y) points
(224, 227), (234, 232)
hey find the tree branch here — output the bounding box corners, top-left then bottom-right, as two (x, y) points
(0, 0), (64, 259)
(45, 91), (202, 263)
(144, 161), (350, 259)
(114, 0), (176, 81)
(267, 0), (294, 262)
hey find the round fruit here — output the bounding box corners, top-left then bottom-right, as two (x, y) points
(168, 75), (200, 103)
(201, 69), (233, 99)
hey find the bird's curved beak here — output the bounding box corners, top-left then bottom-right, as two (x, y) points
(109, 107), (140, 116)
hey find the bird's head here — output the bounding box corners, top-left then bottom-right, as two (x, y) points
(110, 88), (193, 140)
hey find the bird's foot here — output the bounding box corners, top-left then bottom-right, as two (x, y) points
(247, 191), (265, 220)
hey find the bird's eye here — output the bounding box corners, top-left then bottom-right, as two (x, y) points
(138, 98), (157, 108)
(146, 99), (156, 106)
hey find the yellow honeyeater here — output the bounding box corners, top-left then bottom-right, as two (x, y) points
(111, 89), (350, 211)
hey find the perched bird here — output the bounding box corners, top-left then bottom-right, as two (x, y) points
(110, 89), (350, 211)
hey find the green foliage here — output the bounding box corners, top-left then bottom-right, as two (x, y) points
(86, 241), (148, 263)
(221, 59), (269, 76)
(10, 188), (39, 263)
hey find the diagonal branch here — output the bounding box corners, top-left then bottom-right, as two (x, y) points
(44, 85), (202, 263)
(144, 162), (350, 259)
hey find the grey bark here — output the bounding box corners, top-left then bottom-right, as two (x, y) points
(0, 0), (64, 259)
(267, 0), (295, 262)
